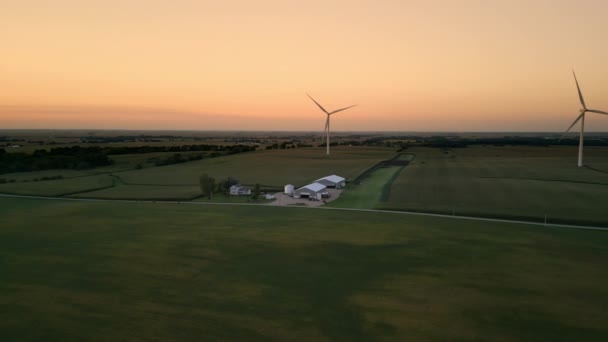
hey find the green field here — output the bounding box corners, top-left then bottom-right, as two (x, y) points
(379, 146), (608, 225)
(115, 147), (394, 187)
(328, 166), (402, 208)
(0, 175), (113, 196)
(0, 147), (394, 200)
(1, 197), (608, 341)
(70, 184), (201, 200)
(0, 151), (209, 182)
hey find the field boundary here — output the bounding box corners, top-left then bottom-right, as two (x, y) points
(351, 152), (413, 185)
(2, 193), (607, 231)
(585, 165), (608, 174)
(478, 176), (608, 186)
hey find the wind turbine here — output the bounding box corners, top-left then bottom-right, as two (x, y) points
(561, 71), (608, 167)
(306, 93), (357, 156)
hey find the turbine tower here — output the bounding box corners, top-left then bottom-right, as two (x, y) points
(561, 71), (608, 167)
(306, 93), (357, 156)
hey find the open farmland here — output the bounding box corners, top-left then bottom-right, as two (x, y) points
(0, 174), (113, 196)
(1, 197), (608, 341)
(0, 146), (393, 200)
(115, 147), (394, 187)
(70, 184), (201, 200)
(380, 146), (608, 225)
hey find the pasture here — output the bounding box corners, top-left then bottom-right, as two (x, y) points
(380, 146), (608, 225)
(115, 147), (394, 187)
(1, 197), (607, 341)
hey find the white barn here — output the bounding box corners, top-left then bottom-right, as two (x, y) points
(314, 175), (346, 189)
(293, 182), (328, 200)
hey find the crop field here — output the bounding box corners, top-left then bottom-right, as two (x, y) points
(70, 184), (201, 200)
(0, 147), (393, 200)
(1, 197), (607, 341)
(0, 175), (113, 196)
(380, 146), (608, 225)
(0, 151), (208, 182)
(115, 147), (394, 187)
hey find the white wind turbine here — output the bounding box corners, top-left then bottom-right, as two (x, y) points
(306, 93), (357, 156)
(561, 71), (608, 167)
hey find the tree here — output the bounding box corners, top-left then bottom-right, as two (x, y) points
(252, 183), (261, 200)
(215, 177), (239, 193)
(199, 174), (215, 199)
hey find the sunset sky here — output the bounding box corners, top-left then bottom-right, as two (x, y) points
(2, 0), (608, 131)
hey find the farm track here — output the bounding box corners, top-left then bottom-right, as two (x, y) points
(2, 192), (607, 231)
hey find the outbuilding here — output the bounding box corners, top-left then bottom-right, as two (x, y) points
(293, 182), (328, 200)
(314, 175), (346, 189)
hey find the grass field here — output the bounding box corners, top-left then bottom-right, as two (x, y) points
(1, 197), (607, 341)
(328, 166), (402, 209)
(115, 147), (394, 187)
(0, 151), (209, 182)
(0, 175), (113, 196)
(381, 146), (608, 225)
(70, 184), (201, 200)
(0, 147), (394, 200)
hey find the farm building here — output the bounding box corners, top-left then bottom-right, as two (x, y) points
(229, 184), (251, 196)
(293, 182), (328, 200)
(314, 175), (346, 189)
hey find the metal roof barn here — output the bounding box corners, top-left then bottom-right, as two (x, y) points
(293, 182), (328, 200)
(314, 175), (346, 188)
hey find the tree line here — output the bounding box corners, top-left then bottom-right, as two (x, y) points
(0, 147), (113, 174)
(0, 144), (258, 174)
(199, 174), (261, 200)
(105, 144), (257, 155)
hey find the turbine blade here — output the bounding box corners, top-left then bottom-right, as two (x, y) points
(572, 70), (587, 109)
(588, 109), (608, 115)
(306, 93), (329, 114)
(559, 113), (584, 141)
(329, 104), (358, 115)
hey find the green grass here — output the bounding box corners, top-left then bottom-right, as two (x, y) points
(382, 146), (608, 225)
(328, 166), (402, 208)
(1, 197), (608, 341)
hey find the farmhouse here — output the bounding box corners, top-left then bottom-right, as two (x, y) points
(229, 184), (251, 196)
(314, 175), (346, 189)
(293, 182), (328, 200)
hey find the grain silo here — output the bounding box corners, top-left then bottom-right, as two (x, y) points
(284, 184), (294, 196)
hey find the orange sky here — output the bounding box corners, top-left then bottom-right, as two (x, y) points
(2, 0), (608, 131)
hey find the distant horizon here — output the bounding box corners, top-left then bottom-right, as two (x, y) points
(2, 128), (608, 135)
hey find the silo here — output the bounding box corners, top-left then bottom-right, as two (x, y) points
(284, 184), (294, 196)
